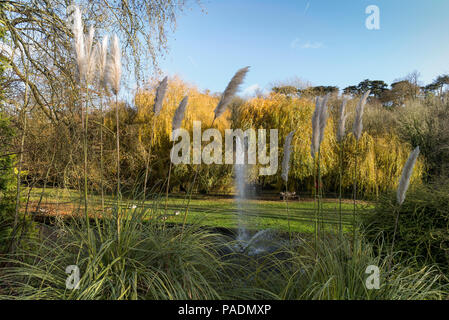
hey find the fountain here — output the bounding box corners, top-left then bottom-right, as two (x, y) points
(233, 136), (283, 255)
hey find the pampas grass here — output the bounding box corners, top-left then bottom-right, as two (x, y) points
(107, 35), (122, 95)
(337, 97), (349, 143)
(310, 95), (329, 241)
(281, 132), (294, 183)
(72, 6), (96, 84)
(213, 66), (250, 122)
(166, 96), (189, 213)
(282, 131), (294, 241)
(72, 6), (97, 235)
(97, 35), (109, 90)
(143, 76), (168, 200)
(311, 97), (322, 159)
(172, 96), (189, 133)
(185, 66), (250, 229)
(351, 90), (371, 245)
(95, 35), (109, 218)
(311, 95), (329, 158)
(337, 97), (349, 236)
(390, 146), (421, 269)
(106, 34), (122, 235)
(352, 90), (371, 141)
(318, 94), (330, 146)
(154, 76), (168, 116)
(397, 146), (420, 205)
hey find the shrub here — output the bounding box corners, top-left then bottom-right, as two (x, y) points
(362, 180), (449, 272)
(245, 235), (447, 300)
(0, 207), (232, 300)
(0, 113), (17, 253)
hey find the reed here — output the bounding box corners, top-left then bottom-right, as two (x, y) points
(310, 95), (329, 242)
(337, 97), (349, 237)
(165, 96), (189, 214)
(95, 35), (109, 217)
(143, 77), (168, 200)
(72, 6), (97, 237)
(213, 67), (250, 122)
(184, 67), (249, 230)
(351, 90), (370, 245)
(281, 131), (294, 242)
(390, 146), (420, 270)
(106, 34), (122, 235)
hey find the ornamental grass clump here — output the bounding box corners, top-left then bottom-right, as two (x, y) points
(390, 146), (420, 263)
(143, 76), (169, 199)
(351, 90), (370, 243)
(310, 94), (329, 241)
(105, 34), (122, 235)
(72, 6), (97, 236)
(281, 131), (294, 241)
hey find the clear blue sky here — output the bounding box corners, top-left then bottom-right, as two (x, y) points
(159, 0), (449, 95)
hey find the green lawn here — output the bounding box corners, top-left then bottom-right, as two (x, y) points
(24, 188), (373, 234)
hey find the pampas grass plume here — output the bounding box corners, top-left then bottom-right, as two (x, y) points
(311, 97), (322, 158)
(97, 35), (109, 90)
(337, 97), (349, 143)
(106, 34), (122, 95)
(214, 66), (250, 120)
(72, 6), (85, 79)
(397, 146), (420, 205)
(172, 96), (189, 132)
(352, 90), (371, 141)
(281, 131), (295, 183)
(153, 76), (168, 116)
(318, 93), (330, 145)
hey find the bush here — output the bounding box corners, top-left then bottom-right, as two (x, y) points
(362, 180), (449, 272)
(242, 235), (447, 300)
(0, 207), (234, 300)
(0, 113), (17, 253)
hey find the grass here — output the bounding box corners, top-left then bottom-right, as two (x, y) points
(23, 188), (371, 234)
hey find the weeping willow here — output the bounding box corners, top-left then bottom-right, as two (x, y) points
(235, 93), (423, 198)
(98, 79), (422, 197)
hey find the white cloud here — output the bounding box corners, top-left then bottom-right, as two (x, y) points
(242, 84), (261, 97)
(291, 38), (325, 50)
(290, 38), (301, 49)
(301, 41), (325, 49)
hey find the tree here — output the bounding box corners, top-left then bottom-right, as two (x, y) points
(343, 85), (358, 96)
(0, 2), (17, 253)
(300, 86), (339, 97)
(0, 0), (198, 124)
(272, 86), (300, 97)
(344, 79), (388, 98)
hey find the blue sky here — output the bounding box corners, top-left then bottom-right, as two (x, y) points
(158, 0), (449, 95)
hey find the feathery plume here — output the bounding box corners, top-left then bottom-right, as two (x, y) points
(337, 97), (349, 143)
(311, 97), (322, 158)
(153, 76), (168, 116)
(96, 35), (109, 90)
(71, 6), (97, 84)
(318, 93), (330, 145)
(214, 66), (250, 120)
(281, 132), (295, 183)
(352, 90), (371, 141)
(106, 34), (122, 95)
(172, 96), (189, 133)
(84, 26), (96, 84)
(72, 6), (85, 79)
(397, 146), (420, 205)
